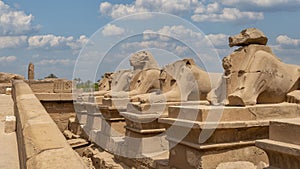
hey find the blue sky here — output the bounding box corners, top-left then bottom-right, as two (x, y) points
(0, 0), (300, 81)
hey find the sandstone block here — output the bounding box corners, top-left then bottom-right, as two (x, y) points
(4, 115), (16, 133)
(229, 28), (268, 47)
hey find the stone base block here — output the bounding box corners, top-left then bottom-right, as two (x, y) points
(269, 118), (300, 146)
(76, 111), (88, 125)
(256, 139), (300, 169)
(102, 98), (130, 108)
(100, 119), (125, 137)
(99, 105), (125, 121)
(123, 134), (169, 157)
(127, 101), (208, 116)
(121, 112), (164, 131)
(169, 141), (268, 169)
(168, 103), (300, 122)
(95, 95), (104, 104)
(255, 118), (300, 169)
(159, 118), (269, 145)
(84, 113), (102, 131)
(93, 131), (125, 154)
(4, 115), (16, 133)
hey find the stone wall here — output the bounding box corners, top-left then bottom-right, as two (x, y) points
(41, 101), (75, 131)
(12, 80), (87, 169)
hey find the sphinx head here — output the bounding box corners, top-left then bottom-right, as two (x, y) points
(129, 51), (159, 70)
(229, 28), (268, 47)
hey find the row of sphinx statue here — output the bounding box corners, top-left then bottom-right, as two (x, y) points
(94, 28), (300, 106)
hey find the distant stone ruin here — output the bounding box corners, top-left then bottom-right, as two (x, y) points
(28, 62), (34, 80)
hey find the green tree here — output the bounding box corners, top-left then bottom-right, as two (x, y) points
(44, 73), (58, 79)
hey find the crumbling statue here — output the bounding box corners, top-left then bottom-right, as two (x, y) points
(93, 51), (160, 100)
(208, 28), (300, 106)
(131, 58), (221, 103)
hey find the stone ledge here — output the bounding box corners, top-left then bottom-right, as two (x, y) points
(125, 126), (166, 134)
(269, 118), (300, 146)
(12, 80), (87, 169)
(159, 117), (269, 129)
(35, 93), (73, 101)
(168, 137), (255, 150)
(256, 139), (300, 157)
(168, 103), (300, 122)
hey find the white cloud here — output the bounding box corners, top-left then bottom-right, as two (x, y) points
(0, 55), (16, 62)
(192, 8), (264, 22)
(37, 59), (75, 66)
(102, 24), (125, 36)
(0, 36), (27, 49)
(99, 1), (264, 23)
(220, 0), (300, 11)
(28, 34), (88, 52)
(276, 35), (300, 47)
(28, 34), (73, 48)
(0, 0), (39, 35)
(67, 35), (89, 50)
(99, 0), (196, 19)
(205, 34), (229, 48)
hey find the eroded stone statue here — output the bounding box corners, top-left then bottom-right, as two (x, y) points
(131, 58), (221, 103)
(107, 68), (161, 98)
(94, 51), (160, 98)
(98, 72), (113, 91)
(208, 28), (300, 106)
(0, 72), (24, 83)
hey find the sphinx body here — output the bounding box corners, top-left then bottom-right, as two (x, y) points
(131, 58), (221, 103)
(93, 51), (159, 99)
(227, 50), (300, 105)
(98, 72), (113, 91)
(208, 28), (300, 106)
(106, 68), (161, 98)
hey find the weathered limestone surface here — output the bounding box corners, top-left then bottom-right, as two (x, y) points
(98, 72), (113, 91)
(256, 118), (300, 169)
(167, 103), (300, 122)
(0, 72), (24, 83)
(287, 90), (300, 103)
(208, 28), (300, 106)
(29, 78), (73, 93)
(158, 102), (300, 169)
(12, 80), (87, 169)
(0, 94), (20, 169)
(229, 28), (268, 47)
(94, 50), (160, 99)
(131, 58), (221, 103)
(0, 72), (24, 94)
(5, 115), (16, 133)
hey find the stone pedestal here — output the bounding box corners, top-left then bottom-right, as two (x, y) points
(84, 103), (102, 131)
(159, 103), (300, 169)
(95, 95), (104, 104)
(119, 101), (208, 157)
(92, 119), (126, 153)
(99, 98), (130, 120)
(74, 102), (88, 125)
(121, 111), (168, 156)
(256, 118), (300, 169)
